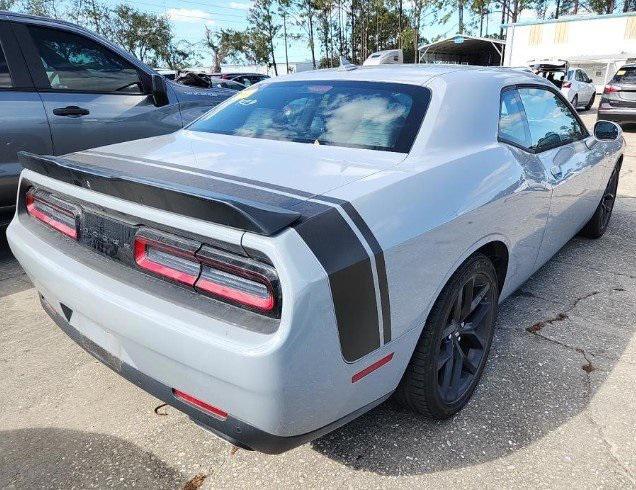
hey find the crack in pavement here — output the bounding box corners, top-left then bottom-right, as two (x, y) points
(552, 259), (636, 280)
(524, 290), (636, 484)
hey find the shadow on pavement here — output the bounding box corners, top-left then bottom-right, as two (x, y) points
(0, 228), (32, 298)
(0, 427), (185, 488)
(311, 199), (635, 475)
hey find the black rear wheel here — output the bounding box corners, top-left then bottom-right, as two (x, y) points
(579, 163), (620, 238)
(395, 254), (499, 419)
(585, 92), (596, 111)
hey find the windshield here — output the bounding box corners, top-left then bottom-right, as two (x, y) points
(188, 81), (431, 153)
(612, 66), (636, 84)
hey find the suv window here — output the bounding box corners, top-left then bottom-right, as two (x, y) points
(499, 88), (531, 149)
(517, 87), (585, 152)
(29, 26), (143, 94)
(189, 80), (430, 153)
(612, 66), (636, 84)
(0, 42), (11, 88)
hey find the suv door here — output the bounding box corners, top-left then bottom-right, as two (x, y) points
(0, 21), (51, 218)
(516, 86), (605, 264)
(13, 22), (183, 155)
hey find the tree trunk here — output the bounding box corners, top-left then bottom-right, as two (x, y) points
(458, 0), (464, 34)
(309, 9), (316, 68)
(283, 14), (289, 74)
(270, 35), (278, 75)
(398, 0), (403, 48)
(555, 0), (561, 18)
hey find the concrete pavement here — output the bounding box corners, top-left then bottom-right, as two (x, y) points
(0, 107), (634, 489)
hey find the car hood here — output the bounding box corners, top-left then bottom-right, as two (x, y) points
(82, 129), (406, 197)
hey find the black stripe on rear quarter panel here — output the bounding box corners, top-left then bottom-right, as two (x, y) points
(294, 207), (381, 361)
(339, 202), (392, 343)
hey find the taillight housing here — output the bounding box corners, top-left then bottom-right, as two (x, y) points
(562, 81), (572, 89)
(604, 84), (620, 94)
(133, 228), (279, 315)
(134, 229), (200, 287)
(25, 187), (80, 239)
(195, 246), (277, 313)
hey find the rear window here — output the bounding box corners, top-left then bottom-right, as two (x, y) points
(188, 81), (431, 153)
(612, 66), (636, 83)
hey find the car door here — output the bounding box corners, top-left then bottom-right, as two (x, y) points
(0, 21), (52, 214)
(12, 22), (183, 156)
(516, 86), (606, 265)
(577, 70), (595, 104)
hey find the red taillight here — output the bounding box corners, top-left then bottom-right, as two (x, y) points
(604, 84), (620, 94)
(26, 188), (79, 239)
(194, 246), (276, 312)
(172, 389), (228, 420)
(133, 229), (279, 314)
(562, 81), (572, 88)
(133, 230), (200, 286)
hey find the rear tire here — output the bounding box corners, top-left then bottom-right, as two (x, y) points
(579, 163), (621, 239)
(572, 95), (579, 109)
(394, 254), (499, 419)
(585, 92), (596, 111)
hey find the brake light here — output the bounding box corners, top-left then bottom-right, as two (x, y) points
(133, 229), (279, 314)
(133, 229), (200, 286)
(25, 188), (79, 239)
(172, 389), (228, 420)
(195, 246), (276, 312)
(604, 84), (620, 94)
(562, 81), (572, 88)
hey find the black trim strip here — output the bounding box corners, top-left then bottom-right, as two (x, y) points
(295, 207), (381, 361)
(340, 202), (392, 343)
(41, 295), (392, 454)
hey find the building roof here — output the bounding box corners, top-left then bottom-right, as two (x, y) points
(418, 34), (505, 52)
(501, 11), (636, 28)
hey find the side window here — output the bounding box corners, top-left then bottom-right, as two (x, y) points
(499, 87), (531, 149)
(28, 26), (143, 94)
(517, 87), (586, 152)
(0, 41), (12, 88)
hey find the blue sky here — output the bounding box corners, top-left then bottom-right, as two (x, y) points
(102, 0), (515, 66)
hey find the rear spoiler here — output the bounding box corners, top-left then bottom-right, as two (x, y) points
(18, 152), (301, 236)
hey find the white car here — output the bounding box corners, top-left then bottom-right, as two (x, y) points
(531, 60), (597, 110)
(7, 65), (624, 454)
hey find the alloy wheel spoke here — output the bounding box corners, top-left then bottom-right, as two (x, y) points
(440, 343), (456, 392)
(469, 283), (490, 316)
(459, 278), (475, 321)
(463, 356), (479, 375)
(449, 340), (464, 394)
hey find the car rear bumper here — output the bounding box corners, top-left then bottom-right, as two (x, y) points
(40, 295), (391, 453)
(598, 107), (636, 124)
(6, 180), (404, 451)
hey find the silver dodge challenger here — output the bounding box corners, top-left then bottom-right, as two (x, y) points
(7, 65), (624, 453)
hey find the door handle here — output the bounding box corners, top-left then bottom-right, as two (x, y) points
(52, 106), (90, 117)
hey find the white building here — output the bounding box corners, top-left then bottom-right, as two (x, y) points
(220, 61), (314, 77)
(503, 12), (636, 91)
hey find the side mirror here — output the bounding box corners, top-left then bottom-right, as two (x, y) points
(594, 120), (621, 141)
(151, 74), (169, 107)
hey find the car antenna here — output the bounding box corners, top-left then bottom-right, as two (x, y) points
(338, 56), (357, 71)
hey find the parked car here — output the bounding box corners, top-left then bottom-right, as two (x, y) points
(7, 66), (624, 454)
(530, 60), (596, 110)
(0, 11), (236, 224)
(598, 64), (636, 125)
(218, 72), (270, 86)
(175, 71), (246, 91)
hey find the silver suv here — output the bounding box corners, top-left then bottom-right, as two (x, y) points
(0, 11), (235, 223)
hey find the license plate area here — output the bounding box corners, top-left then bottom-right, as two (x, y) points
(79, 210), (138, 264)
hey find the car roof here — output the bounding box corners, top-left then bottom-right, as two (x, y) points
(0, 10), (94, 32)
(265, 64), (548, 88)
